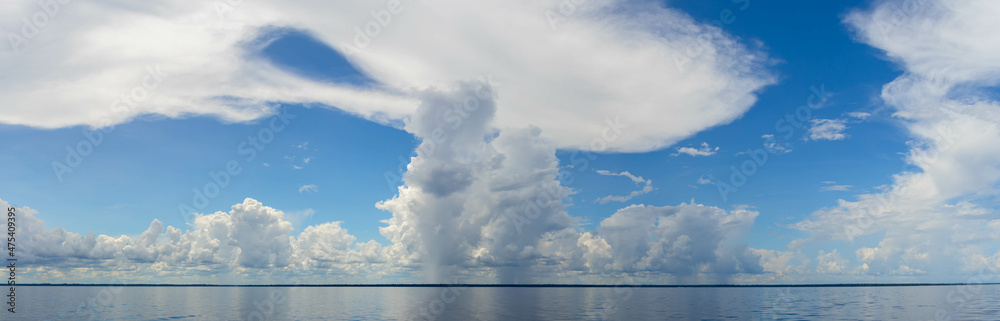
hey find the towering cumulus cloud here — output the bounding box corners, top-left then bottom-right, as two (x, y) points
(1, 0), (774, 283)
(375, 81), (763, 283)
(376, 81), (576, 283)
(792, 0), (1000, 279)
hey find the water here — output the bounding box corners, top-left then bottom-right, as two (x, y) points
(9, 285), (1000, 320)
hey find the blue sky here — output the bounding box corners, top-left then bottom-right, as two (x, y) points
(2, 0), (1000, 284)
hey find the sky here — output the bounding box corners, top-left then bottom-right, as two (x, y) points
(1, 0), (999, 285)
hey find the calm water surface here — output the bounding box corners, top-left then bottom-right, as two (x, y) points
(10, 285), (1000, 320)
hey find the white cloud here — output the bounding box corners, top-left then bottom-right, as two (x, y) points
(815, 250), (848, 274)
(376, 84), (762, 283)
(847, 111), (871, 120)
(594, 170), (655, 203)
(671, 142), (719, 157)
(820, 182), (852, 192)
(0, 0), (773, 153)
(789, 0), (1000, 279)
(590, 203), (762, 275)
(761, 134), (791, 154)
(375, 83), (577, 283)
(0, 197), (388, 278)
(819, 185), (852, 192)
(298, 184), (317, 193)
(807, 119), (848, 141)
(697, 175), (713, 185)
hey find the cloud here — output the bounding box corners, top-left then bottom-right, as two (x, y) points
(0, 197), (387, 278)
(0, 77), (772, 282)
(807, 119), (848, 141)
(376, 83), (762, 283)
(815, 250), (849, 274)
(789, 0), (1000, 279)
(697, 175), (713, 185)
(298, 184), (317, 193)
(590, 203), (762, 276)
(671, 142), (719, 157)
(847, 111), (871, 120)
(761, 134), (792, 154)
(0, 0), (773, 152)
(819, 182), (852, 192)
(594, 170), (655, 203)
(375, 83), (577, 283)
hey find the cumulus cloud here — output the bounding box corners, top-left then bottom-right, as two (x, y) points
(0, 0), (772, 152)
(594, 170), (655, 203)
(807, 119), (849, 141)
(375, 82), (577, 282)
(815, 250), (848, 274)
(790, 0), (1000, 280)
(671, 142), (719, 157)
(5, 188), (765, 284)
(374, 82), (764, 283)
(590, 203), (762, 276)
(1, 197), (385, 278)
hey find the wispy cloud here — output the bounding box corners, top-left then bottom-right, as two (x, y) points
(846, 112), (871, 120)
(298, 184), (317, 193)
(762, 134), (792, 154)
(595, 170), (655, 203)
(819, 184), (852, 192)
(671, 142), (719, 157)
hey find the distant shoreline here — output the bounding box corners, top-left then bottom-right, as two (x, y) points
(16, 283), (1000, 288)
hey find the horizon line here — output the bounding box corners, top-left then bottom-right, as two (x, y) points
(16, 282), (1000, 288)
